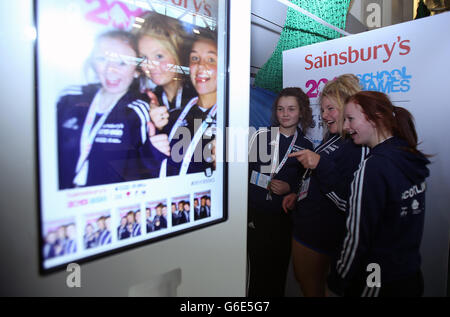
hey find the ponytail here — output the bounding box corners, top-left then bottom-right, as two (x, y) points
(391, 106), (419, 153)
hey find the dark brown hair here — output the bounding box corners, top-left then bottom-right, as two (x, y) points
(347, 91), (423, 155)
(272, 87), (313, 133)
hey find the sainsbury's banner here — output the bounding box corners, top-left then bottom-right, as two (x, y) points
(283, 12), (450, 296)
(284, 13), (449, 147)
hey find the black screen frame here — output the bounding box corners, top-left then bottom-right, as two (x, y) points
(34, 0), (231, 275)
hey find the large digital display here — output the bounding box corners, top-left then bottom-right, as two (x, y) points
(36, 0), (228, 273)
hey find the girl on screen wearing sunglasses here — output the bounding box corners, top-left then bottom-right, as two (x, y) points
(327, 91), (429, 297)
(154, 30), (220, 177)
(57, 30), (166, 189)
(134, 12), (196, 130)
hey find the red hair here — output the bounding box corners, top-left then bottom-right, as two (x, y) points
(347, 91), (422, 155)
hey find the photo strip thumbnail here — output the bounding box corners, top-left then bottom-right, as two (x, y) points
(171, 195), (191, 226)
(83, 211), (112, 250)
(117, 204), (141, 241)
(43, 218), (77, 260)
(145, 200), (168, 233)
(194, 191), (212, 221)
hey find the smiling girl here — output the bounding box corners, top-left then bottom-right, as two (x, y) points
(157, 30), (220, 177)
(135, 12), (196, 114)
(57, 30), (162, 188)
(247, 87), (313, 297)
(133, 12), (199, 138)
(283, 74), (369, 297)
(330, 91), (430, 297)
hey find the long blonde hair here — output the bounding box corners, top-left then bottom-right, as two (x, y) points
(319, 74), (362, 135)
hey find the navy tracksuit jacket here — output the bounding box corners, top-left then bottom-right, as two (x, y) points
(330, 136), (430, 296)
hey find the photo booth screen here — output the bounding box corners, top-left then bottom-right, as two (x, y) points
(36, 0), (228, 273)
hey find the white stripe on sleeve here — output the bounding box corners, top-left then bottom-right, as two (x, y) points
(132, 100), (150, 122)
(336, 158), (369, 278)
(128, 102), (149, 144)
(326, 192), (346, 211)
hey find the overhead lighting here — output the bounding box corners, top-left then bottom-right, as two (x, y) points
(135, 16), (145, 23)
(132, 23), (142, 29)
(193, 29), (200, 34)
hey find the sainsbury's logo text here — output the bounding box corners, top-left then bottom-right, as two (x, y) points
(304, 36), (411, 70)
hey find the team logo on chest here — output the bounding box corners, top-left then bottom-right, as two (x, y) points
(95, 123), (124, 144)
(401, 182), (426, 200)
(400, 198), (423, 217)
(322, 144), (340, 155)
(400, 206), (408, 217)
(411, 199), (422, 215)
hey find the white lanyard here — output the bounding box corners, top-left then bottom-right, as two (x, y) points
(266, 129), (297, 200)
(162, 86), (183, 110)
(168, 97), (198, 141)
(73, 91), (121, 186)
(294, 135), (341, 201)
(270, 129), (298, 177)
(179, 104), (217, 175)
(159, 97), (199, 178)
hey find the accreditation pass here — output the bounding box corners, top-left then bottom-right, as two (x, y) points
(250, 170), (271, 189)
